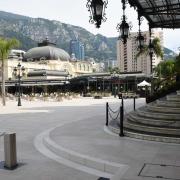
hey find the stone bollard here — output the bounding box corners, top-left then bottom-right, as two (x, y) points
(4, 133), (17, 169)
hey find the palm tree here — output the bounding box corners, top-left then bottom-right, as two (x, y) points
(0, 37), (20, 106)
(136, 37), (163, 59)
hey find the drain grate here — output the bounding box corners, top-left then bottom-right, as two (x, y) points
(139, 163), (180, 180)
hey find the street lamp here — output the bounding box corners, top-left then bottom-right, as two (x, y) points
(13, 63), (25, 106)
(86, 0), (108, 28)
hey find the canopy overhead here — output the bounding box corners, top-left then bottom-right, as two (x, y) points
(128, 0), (180, 29)
(137, 80), (151, 87)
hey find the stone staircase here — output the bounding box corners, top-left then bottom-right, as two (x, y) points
(110, 90), (180, 143)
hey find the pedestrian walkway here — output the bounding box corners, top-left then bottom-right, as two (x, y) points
(0, 97), (180, 180)
(36, 111), (180, 180)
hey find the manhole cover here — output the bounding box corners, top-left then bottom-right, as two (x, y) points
(139, 163), (180, 180)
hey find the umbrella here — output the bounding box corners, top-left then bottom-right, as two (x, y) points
(137, 80), (151, 87)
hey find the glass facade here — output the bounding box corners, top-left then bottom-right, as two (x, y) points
(69, 40), (85, 60)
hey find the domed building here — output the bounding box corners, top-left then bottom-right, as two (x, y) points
(23, 38), (70, 62)
(6, 39), (93, 81)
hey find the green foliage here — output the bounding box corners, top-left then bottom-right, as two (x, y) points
(0, 37), (20, 61)
(108, 67), (120, 74)
(0, 37), (20, 106)
(154, 60), (175, 78)
(136, 37), (163, 59)
(175, 54), (180, 74)
(146, 80), (180, 103)
(135, 45), (148, 59)
(152, 38), (163, 59)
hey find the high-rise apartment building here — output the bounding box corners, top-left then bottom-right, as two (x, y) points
(69, 40), (85, 60)
(117, 30), (163, 75)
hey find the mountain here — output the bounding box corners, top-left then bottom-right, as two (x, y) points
(163, 47), (177, 60)
(0, 11), (117, 61)
(0, 11), (177, 62)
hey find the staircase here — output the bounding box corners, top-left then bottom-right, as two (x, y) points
(110, 90), (180, 143)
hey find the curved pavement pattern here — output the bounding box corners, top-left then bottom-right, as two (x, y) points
(34, 124), (129, 179)
(2, 97), (180, 180)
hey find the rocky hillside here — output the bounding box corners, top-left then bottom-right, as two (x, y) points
(163, 47), (177, 60)
(0, 11), (117, 60)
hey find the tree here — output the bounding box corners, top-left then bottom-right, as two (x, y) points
(175, 54), (180, 74)
(0, 37), (20, 106)
(136, 37), (163, 59)
(154, 60), (175, 78)
(108, 67), (120, 74)
(174, 54), (180, 82)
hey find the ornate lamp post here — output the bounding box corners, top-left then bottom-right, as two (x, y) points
(13, 63), (25, 106)
(116, 0), (131, 44)
(86, 0), (108, 28)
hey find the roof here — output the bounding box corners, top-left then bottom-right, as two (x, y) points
(24, 46), (70, 61)
(27, 69), (69, 77)
(128, 0), (180, 28)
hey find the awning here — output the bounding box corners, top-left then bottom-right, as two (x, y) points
(137, 80), (151, 86)
(128, 0), (180, 28)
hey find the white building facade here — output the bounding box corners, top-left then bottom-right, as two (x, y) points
(117, 30), (163, 75)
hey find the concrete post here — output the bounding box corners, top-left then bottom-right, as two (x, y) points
(4, 133), (17, 169)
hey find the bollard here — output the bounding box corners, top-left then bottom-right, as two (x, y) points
(119, 106), (124, 137)
(133, 97), (136, 111)
(106, 102), (109, 126)
(4, 133), (17, 169)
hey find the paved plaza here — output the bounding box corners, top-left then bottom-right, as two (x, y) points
(0, 97), (180, 180)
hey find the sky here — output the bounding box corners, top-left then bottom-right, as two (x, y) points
(0, 0), (180, 53)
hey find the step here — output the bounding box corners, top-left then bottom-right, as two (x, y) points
(156, 100), (180, 108)
(166, 95), (180, 101)
(177, 90), (180, 95)
(124, 129), (180, 144)
(146, 103), (180, 114)
(108, 125), (180, 144)
(127, 113), (180, 128)
(124, 119), (180, 136)
(43, 134), (125, 175)
(136, 108), (180, 120)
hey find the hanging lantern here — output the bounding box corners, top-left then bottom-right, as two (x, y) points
(87, 0), (108, 28)
(137, 32), (145, 50)
(136, 13), (144, 50)
(149, 42), (154, 54)
(117, 16), (130, 44)
(116, 0), (131, 44)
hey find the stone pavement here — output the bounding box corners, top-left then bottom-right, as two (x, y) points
(0, 97), (180, 180)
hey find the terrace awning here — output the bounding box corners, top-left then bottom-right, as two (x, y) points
(128, 0), (180, 28)
(137, 80), (151, 86)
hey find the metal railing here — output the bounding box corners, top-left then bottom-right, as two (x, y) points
(106, 97), (137, 137)
(105, 99), (124, 136)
